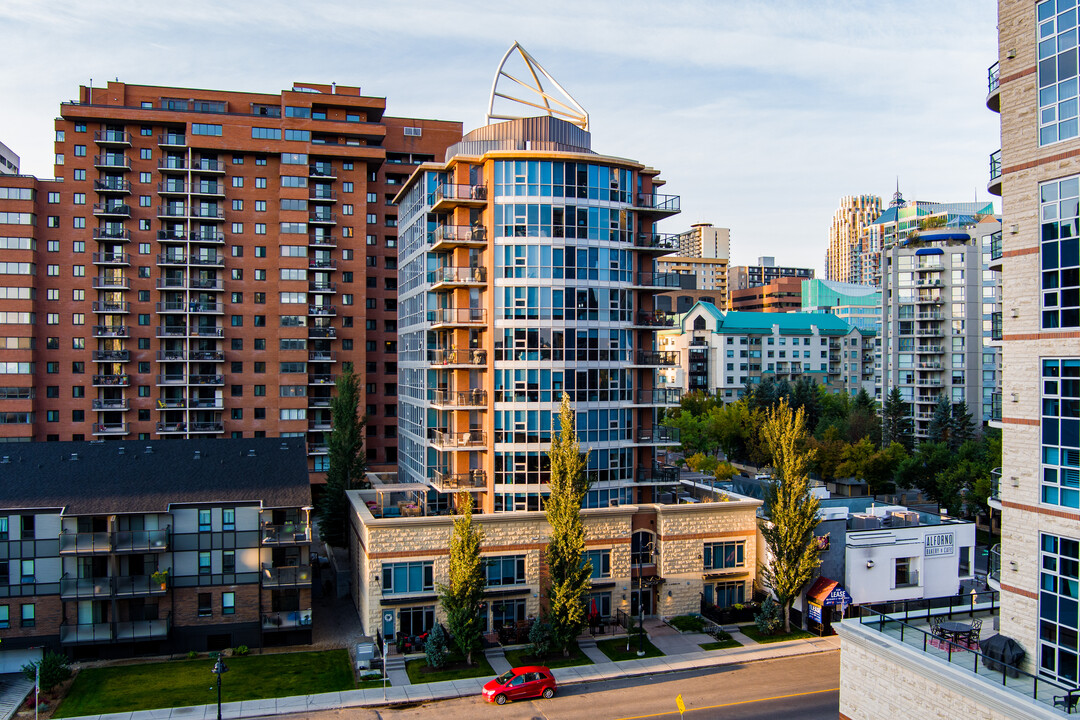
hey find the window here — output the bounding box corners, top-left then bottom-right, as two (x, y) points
(231, 176), (244, 188)
(222, 551), (236, 574)
(894, 557), (918, 588)
(223, 508), (235, 531)
(198, 592), (212, 616)
(74, 144), (86, 157)
(251, 127), (281, 140)
(20, 515), (34, 540)
(198, 509), (211, 532)
(254, 385), (266, 396)
(584, 549), (611, 578)
(198, 552), (211, 575)
(0, 606), (7, 629)
(222, 591), (235, 614)
(139, 148), (152, 159)
(255, 177), (267, 189)
(1039, 533), (1080, 684)
(20, 559), (34, 583)
(703, 541), (745, 570)
(20, 604), (33, 628)
(192, 123), (222, 136)
(381, 561), (434, 594)
(485, 556), (526, 586)
(1041, 177), (1080, 328)
(232, 199), (243, 211)
(1041, 358), (1080, 507)
(1039, 0), (1080, 146)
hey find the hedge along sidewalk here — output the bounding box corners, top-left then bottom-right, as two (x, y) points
(56, 635), (842, 720)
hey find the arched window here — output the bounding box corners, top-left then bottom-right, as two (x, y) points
(693, 316), (707, 331)
(631, 530), (656, 566)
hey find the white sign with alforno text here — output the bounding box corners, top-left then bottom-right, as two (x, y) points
(924, 532), (955, 557)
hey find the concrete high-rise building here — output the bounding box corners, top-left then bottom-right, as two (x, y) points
(657, 222), (730, 303)
(0, 140), (18, 175)
(827, 194), (882, 285)
(837, 4), (1071, 714)
(879, 219), (1001, 439)
(727, 256), (814, 297)
(394, 113), (682, 513)
(0, 81), (462, 477)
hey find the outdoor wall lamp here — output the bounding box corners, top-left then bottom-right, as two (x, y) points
(866, 560), (875, 569)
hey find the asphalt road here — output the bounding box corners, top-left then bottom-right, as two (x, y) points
(272, 651), (839, 720)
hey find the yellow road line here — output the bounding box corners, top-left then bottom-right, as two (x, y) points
(613, 687), (840, 720)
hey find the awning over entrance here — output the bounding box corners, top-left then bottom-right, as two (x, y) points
(806, 576), (852, 607)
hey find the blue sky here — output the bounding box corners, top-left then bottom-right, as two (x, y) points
(0, 0), (999, 272)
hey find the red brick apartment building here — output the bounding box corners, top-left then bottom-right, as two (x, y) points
(727, 276), (804, 313)
(0, 81), (462, 476)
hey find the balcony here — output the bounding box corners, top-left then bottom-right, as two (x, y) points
(309, 163), (336, 179)
(989, 230), (1002, 264)
(261, 565), (312, 588)
(261, 522), (311, 545)
(635, 193), (681, 217)
(155, 325), (187, 338)
(92, 325), (129, 338)
(991, 312), (1003, 341)
(309, 281), (336, 293)
(308, 234), (337, 247)
(92, 275), (129, 290)
(94, 130), (132, 146)
(428, 266), (487, 289)
(261, 609), (312, 631)
(635, 465), (680, 485)
(988, 149), (1002, 197)
(93, 227), (131, 241)
(189, 277), (225, 291)
(428, 307), (486, 327)
(431, 183), (488, 211)
(91, 300), (130, 314)
(307, 444), (329, 456)
(987, 61), (1000, 112)
(917, 345), (943, 354)
(308, 211), (337, 225)
(634, 311), (677, 328)
(989, 467), (1002, 511)
(92, 374), (130, 387)
(190, 232), (226, 244)
(158, 158), (187, 172)
(431, 470), (487, 492)
(636, 351), (680, 366)
(189, 421), (225, 433)
(431, 224), (488, 250)
(431, 389), (488, 409)
(61, 616), (171, 645)
(192, 159), (226, 173)
(991, 392), (1002, 423)
(92, 251), (130, 266)
(93, 179), (131, 194)
(93, 154), (131, 170)
(635, 232), (680, 252)
(308, 258), (337, 269)
(308, 350), (336, 362)
(92, 422), (129, 435)
(156, 374), (187, 385)
(637, 426), (680, 444)
(158, 133), (187, 148)
(308, 327), (336, 338)
(429, 348), (486, 367)
(988, 544), (1001, 589)
(189, 374), (225, 385)
(92, 398), (129, 410)
(92, 202), (131, 218)
(635, 388), (682, 405)
(190, 182), (226, 197)
(188, 397), (223, 409)
(431, 430), (487, 450)
(308, 374), (336, 385)
(636, 271), (682, 289)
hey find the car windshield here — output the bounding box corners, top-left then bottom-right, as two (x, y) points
(495, 670), (516, 684)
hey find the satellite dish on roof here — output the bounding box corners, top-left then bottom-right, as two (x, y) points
(487, 42), (589, 131)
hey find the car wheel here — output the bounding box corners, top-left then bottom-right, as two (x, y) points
(542, 688), (555, 699)
(495, 694), (507, 705)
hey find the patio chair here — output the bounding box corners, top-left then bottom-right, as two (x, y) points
(967, 618), (983, 647)
(1054, 690), (1080, 713)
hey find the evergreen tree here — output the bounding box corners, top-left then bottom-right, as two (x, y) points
(789, 376), (820, 431)
(880, 387), (914, 451)
(544, 393), (593, 656)
(759, 399), (821, 633)
(951, 401), (976, 449)
(927, 396), (953, 447)
(437, 492), (485, 666)
(853, 387), (876, 416)
(317, 363), (367, 547)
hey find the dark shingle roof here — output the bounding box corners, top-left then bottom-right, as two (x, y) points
(0, 437), (311, 514)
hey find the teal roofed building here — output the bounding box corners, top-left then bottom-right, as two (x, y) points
(657, 302), (876, 401)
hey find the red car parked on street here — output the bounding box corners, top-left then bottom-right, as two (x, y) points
(481, 666), (557, 704)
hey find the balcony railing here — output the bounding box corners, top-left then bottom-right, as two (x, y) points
(434, 183), (487, 204)
(92, 202), (131, 217)
(92, 422), (129, 435)
(428, 348), (486, 366)
(61, 574), (167, 599)
(92, 374), (130, 387)
(635, 232), (680, 251)
(261, 522), (311, 544)
(991, 392), (1002, 422)
(636, 388), (682, 405)
(635, 193), (681, 214)
(431, 389), (488, 407)
(635, 465), (680, 485)
(989, 544), (1001, 586)
(431, 470), (487, 492)
(61, 615), (170, 644)
(92, 325), (129, 337)
(637, 351), (680, 366)
(989, 467), (1002, 507)
(637, 426), (680, 444)
(94, 130), (132, 145)
(93, 179), (131, 193)
(158, 133), (187, 147)
(431, 430), (488, 449)
(989, 150), (1002, 195)
(92, 398), (129, 409)
(987, 61), (999, 95)
(261, 609), (312, 630)
(308, 327), (336, 338)
(636, 271), (681, 288)
(989, 231), (1002, 261)
(94, 154), (131, 169)
(432, 225), (488, 246)
(59, 528), (169, 554)
(93, 227), (131, 241)
(428, 266), (487, 285)
(261, 565), (312, 587)
(428, 307), (486, 325)
(991, 312), (1003, 341)
(635, 311), (677, 327)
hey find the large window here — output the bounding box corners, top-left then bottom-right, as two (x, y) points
(583, 549), (611, 579)
(1042, 358), (1080, 508)
(1040, 533), (1080, 685)
(490, 598), (526, 631)
(1040, 177), (1080, 328)
(398, 605), (434, 637)
(705, 581), (746, 608)
(1038, 0), (1080, 146)
(703, 541), (744, 570)
(485, 556), (525, 586)
(382, 561), (434, 595)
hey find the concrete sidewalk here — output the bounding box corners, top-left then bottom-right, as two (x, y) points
(58, 634), (840, 720)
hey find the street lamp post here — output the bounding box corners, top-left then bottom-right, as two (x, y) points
(211, 655), (229, 720)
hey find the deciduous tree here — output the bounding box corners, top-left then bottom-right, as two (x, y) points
(438, 492), (485, 666)
(317, 363), (367, 547)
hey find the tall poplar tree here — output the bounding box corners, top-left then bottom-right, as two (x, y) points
(318, 363), (367, 547)
(437, 492), (485, 666)
(544, 393), (592, 656)
(759, 399), (821, 633)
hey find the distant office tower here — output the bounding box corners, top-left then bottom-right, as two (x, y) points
(801, 278), (882, 334)
(826, 195), (882, 285)
(728, 276), (803, 313)
(0, 140), (18, 175)
(0, 81), (462, 476)
(395, 115), (681, 513)
(657, 223), (730, 305)
(727, 256), (814, 300)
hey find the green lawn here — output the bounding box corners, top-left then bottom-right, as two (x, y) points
(357, 679), (391, 689)
(596, 637), (664, 661)
(504, 642), (594, 669)
(699, 639), (742, 650)
(54, 650), (353, 718)
(668, 615), (706, 633)
(405, 652), (494, 684)
(737, 625), (815, 644)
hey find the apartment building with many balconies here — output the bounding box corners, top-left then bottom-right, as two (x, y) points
(0, 437), (312, 664)
(827, 194), (883, 286)
(0, 81), (462, 476)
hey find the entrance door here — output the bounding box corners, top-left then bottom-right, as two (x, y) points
(382, 610), (395, 641)
(630, 588), (654, 618)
